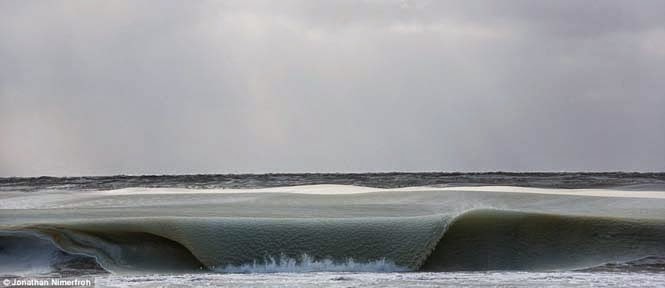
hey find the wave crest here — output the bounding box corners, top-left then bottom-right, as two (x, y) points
(2, 209), (664, 274)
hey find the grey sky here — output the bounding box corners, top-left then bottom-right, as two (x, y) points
(1, 0), (664, 176)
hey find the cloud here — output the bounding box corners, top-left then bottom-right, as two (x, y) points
(1, 0), (664, 176)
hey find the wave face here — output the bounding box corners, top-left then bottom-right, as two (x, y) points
(15, 215), (447, 273)
(423, 210), (665, 271)
(3, 209), (664, 275)
(1, 181), (665, 275)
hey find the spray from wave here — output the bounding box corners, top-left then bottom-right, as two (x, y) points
(213, 254), (408, 273)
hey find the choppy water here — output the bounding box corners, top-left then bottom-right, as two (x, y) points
(2, 172), (664, 192)
(1, 173), (664, 287)
(96, 271), (665, 288)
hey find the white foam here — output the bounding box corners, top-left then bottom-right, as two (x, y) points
(212, 254), (409, 273)
(96, 271), (665, 288)
(98, 185), (383, 196)
(95, 184), (665, 199)
(439, 186), (665, 199)
(3, 184), (665, 211)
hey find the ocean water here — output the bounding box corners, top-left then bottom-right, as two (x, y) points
(91, 271), (665, 288)
(1, 173), (664, 287)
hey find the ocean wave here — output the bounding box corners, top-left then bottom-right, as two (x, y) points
(0, 231), (104, 276)
(2, 209), (664, 275)
(422, 209), (665, 271)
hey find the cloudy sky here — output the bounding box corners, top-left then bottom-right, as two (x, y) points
(1, 1), (664, 176)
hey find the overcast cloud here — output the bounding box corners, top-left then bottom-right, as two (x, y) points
(1, 0), (664, 176)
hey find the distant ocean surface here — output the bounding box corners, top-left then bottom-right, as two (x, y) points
(3, 172), (665, 191)
(1, 172), (664, 287)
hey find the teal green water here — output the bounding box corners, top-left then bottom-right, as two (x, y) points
(1, 185), (665, 275)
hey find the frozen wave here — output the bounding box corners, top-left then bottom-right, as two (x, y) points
(1, 185), (665, 275)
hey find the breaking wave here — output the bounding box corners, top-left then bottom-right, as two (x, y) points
(214, 254), (408, 273)
(0, 231), (104, 276)
(2, 209), (664, 275)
